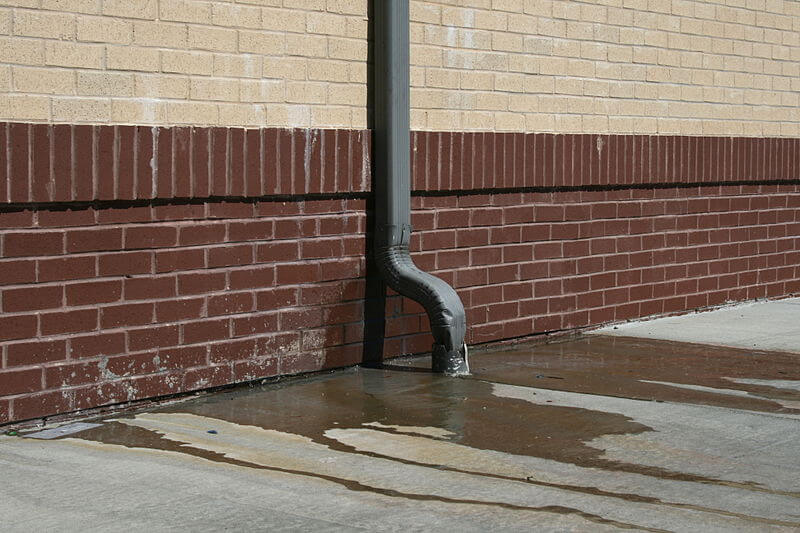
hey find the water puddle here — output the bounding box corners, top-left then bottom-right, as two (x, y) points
(29, 335), (800, 530)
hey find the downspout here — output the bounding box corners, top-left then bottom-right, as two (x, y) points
(372, 0), (469, 375)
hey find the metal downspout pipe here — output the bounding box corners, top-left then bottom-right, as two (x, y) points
(372, 0), (469, 375)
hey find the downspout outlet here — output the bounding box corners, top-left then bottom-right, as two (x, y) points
(432, 344), (469, 375)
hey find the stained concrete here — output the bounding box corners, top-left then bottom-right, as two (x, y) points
(591, 297), (800, 353)
(2, 327), (800, 531)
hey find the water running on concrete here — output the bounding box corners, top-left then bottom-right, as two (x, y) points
(2, 333), (799, 531)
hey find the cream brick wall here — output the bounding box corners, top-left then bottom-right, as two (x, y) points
(409, 0), (800, 136)
(0, 0), (798, 135)
(0, 0), (368, 128)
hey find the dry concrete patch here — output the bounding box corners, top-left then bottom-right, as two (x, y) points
(590, 298), (800, 354)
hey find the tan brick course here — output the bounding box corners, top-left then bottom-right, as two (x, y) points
(0, 0), (795, 135)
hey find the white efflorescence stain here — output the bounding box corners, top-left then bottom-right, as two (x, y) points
(25, 423), (103, 440)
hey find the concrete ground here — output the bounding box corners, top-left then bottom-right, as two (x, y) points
(591, 297), (800, 354)
(2, 299), (799, 531)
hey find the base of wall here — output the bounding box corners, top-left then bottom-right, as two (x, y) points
(1, 122), (798, 425)
(4, 293), (796, 431)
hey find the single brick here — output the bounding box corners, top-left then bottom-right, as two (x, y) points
(155, 248), (206, 273)
(0, 314), (37, 342)
(124, 276), (177, 300)
(98, 251), (152, 276)
(128, 325), (180, 351)
(3, 231), (64, 258)
(156, 297), (206, 322)
(69, 332), (127, 359)
(45, 361), (102, 388)
(38, 256), (96, 282)
(125, 226), (178, 249)
(40, 308), (98, 336)
(0, 367), (43, 397)
(208, 244), (253, 268)
(179, 223), (227, 246)
(276, 263), (319, 285)
(66, 280), (123, 306)
(2, 285), (63, 312)
(256, 241), (299, 262)
(231, 312), (278, 337)
(0, 259), (36, 285)
(12, 390), (72, 422)
(228, 266), (274, 290)
(66, 228), (122, 253)
(178, 272), (226, 295)
(208, 292), (254, 316)
(182, 318), (230, 344)
(101, 302), (154, 328)
(209, 338), (256, 364)
(7, 339), (67, 367)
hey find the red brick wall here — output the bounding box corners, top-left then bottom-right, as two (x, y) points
(1, 123), (799, 424)
(0, 198), (369, 423)
(407, 186), (800, 347)
(409, 133), (800, 189)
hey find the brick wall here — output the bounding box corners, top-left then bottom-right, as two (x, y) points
(409, 0), (800, 135)
(409, 186), (800, 346)
(1, 123), (798, 424)
(0, 125), (372, 423)
(1, 194), (369, 422)
(0, 1), (799, 424)
(0, 1), (798, 134)
(0, 0), (368, 128)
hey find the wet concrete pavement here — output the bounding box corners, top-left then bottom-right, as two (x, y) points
(2, 303), (800, 531)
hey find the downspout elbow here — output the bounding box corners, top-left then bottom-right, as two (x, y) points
(375, 225), (469, 375)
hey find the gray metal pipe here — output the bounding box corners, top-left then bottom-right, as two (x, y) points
(372, 0), (468, 374)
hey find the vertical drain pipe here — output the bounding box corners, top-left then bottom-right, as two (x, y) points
(372, 0), (469, 374)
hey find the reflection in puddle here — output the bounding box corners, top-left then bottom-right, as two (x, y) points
(51, 335), (800, 530)
(466, 335), (800, 414)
